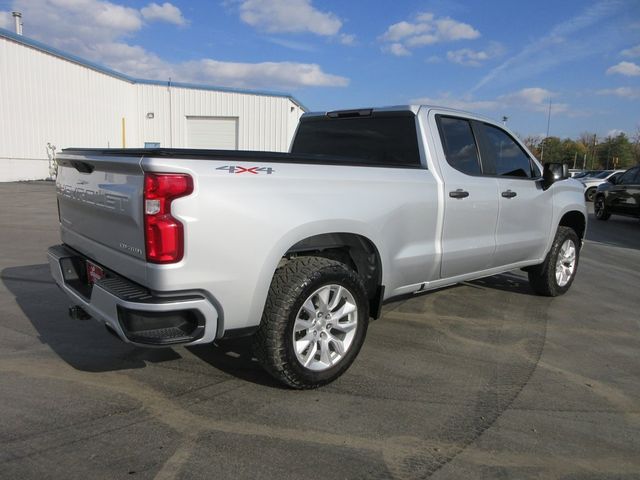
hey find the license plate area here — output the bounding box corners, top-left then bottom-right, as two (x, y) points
(86, 260), (105, 285)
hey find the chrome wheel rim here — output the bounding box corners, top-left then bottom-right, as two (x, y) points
(595, 198), (604, 217)
(292, 284), (358, 372)
(555, 239), (576, 287)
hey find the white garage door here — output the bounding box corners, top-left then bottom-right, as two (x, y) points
(186, 116), (238, 149)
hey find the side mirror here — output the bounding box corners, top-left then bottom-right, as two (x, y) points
(542, 163), (569, 190)
(607, 176), (617, 185)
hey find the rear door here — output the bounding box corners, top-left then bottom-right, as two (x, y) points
(476, 123), (553, 265)
(434, 114), (499, 278)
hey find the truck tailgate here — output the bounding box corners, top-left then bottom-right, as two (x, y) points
(56, 153), (146, 278)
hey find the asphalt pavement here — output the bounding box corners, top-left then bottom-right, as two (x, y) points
(0, 181), (639, 480)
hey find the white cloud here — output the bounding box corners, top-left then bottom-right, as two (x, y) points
(5, 0), (348, 89)
(239, 0), (341, 36)
(447, 42), (504, 66)
(597, 87), (640, 99)
(472, 1), (628, 92)
(381, 12), (480, 56)
(621, 44), (640, 58)
(606, 129), (625, 137)
(0, 11), (11, 29)
(412, 87), (569, 115)
(141, 2), (187, 26)
(384, 43), (411, 57)
(411, 94), (497, 111)
(500, 88), (568, 114)
(447, 49), (490, 66)
(606, 61), (640, 76)
(181, 60), (348, 89)
(339, 33), (356, 46)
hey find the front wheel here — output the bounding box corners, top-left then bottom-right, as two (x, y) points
(585, 187), (596, 202)
(594, 195), (610, 220)
(253, 256), (369, 389)
(528, 226), (580, 296)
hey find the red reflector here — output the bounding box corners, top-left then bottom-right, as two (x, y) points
(143, 173), (193, 263)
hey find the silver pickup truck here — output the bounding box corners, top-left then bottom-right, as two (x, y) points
(48, 105), (587, 388)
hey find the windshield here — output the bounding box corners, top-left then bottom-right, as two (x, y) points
(291, 113), (421, 167)
(593, 170), (613, 179)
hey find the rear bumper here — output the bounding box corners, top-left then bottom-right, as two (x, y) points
(47, 244), (218, 346)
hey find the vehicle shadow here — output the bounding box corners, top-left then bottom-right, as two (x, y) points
(188, 340), (284, 389)
(1, 264), (182, 372)
(467, 271), (534, 295)
(0, 263), (540, 384)
(2, 263), (278, 385)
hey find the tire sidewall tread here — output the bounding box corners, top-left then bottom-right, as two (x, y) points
(254, 256), (369, 389)
(528, 226), (580, 297)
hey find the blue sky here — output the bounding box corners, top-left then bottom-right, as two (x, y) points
(1, 0), (639, 139)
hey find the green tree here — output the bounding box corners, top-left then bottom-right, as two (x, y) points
(577, 132), (598, 170)
(539, 136), (563, 163)
(632, 127), (640, 165)
(596, 133), (634, 169)
(560, 139), (587, 167)
(521, 135), (542, 159)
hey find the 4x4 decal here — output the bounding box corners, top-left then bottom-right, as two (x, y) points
(216, 166), (275, 175)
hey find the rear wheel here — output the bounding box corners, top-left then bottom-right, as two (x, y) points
(594, 195), (610, 220)
(253, 256), (369, 389)
(528, 226), (580, 296)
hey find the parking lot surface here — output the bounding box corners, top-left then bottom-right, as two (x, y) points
(1, 181), (639, 479)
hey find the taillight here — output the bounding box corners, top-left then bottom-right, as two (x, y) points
(144, 173), (193, 264)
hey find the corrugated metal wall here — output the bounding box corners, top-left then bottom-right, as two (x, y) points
(0, 35), (304, 182)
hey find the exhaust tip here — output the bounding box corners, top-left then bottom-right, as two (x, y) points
(69, 305), (91, 321)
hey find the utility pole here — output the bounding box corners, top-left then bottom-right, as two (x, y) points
(540, 98), (552, 162)
(591, 134), (597, 170)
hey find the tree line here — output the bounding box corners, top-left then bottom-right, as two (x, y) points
(519, 129), (640, 170)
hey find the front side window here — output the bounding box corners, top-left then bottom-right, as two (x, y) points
(437, 116), (482, 175)
(481, 124), (534, 178)
(619, 168), (639, 185)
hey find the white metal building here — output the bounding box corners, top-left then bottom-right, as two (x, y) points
(0, 27), (306, 182)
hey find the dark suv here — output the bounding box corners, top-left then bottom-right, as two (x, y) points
(594, 166), (640, 221)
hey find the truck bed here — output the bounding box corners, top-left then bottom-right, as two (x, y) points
(60, 148), (423, 169)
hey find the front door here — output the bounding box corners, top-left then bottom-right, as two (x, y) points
(609, 167), (640, 216)
(475, 123), (553, 266)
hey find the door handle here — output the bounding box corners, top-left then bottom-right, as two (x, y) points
(501, 190), (517, 199)
(449, 189), (469, 199)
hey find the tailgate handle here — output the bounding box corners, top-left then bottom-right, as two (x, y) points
(71, 161), (94, 174)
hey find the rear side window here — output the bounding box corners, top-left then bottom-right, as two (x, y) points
(437, 117), (482, 175)
(291, 114), (421, 167)
(481, 124), (534, 178)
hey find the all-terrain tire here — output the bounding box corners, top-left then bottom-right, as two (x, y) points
(253, 256), (369, 389)
(528, 226), (580, 297)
